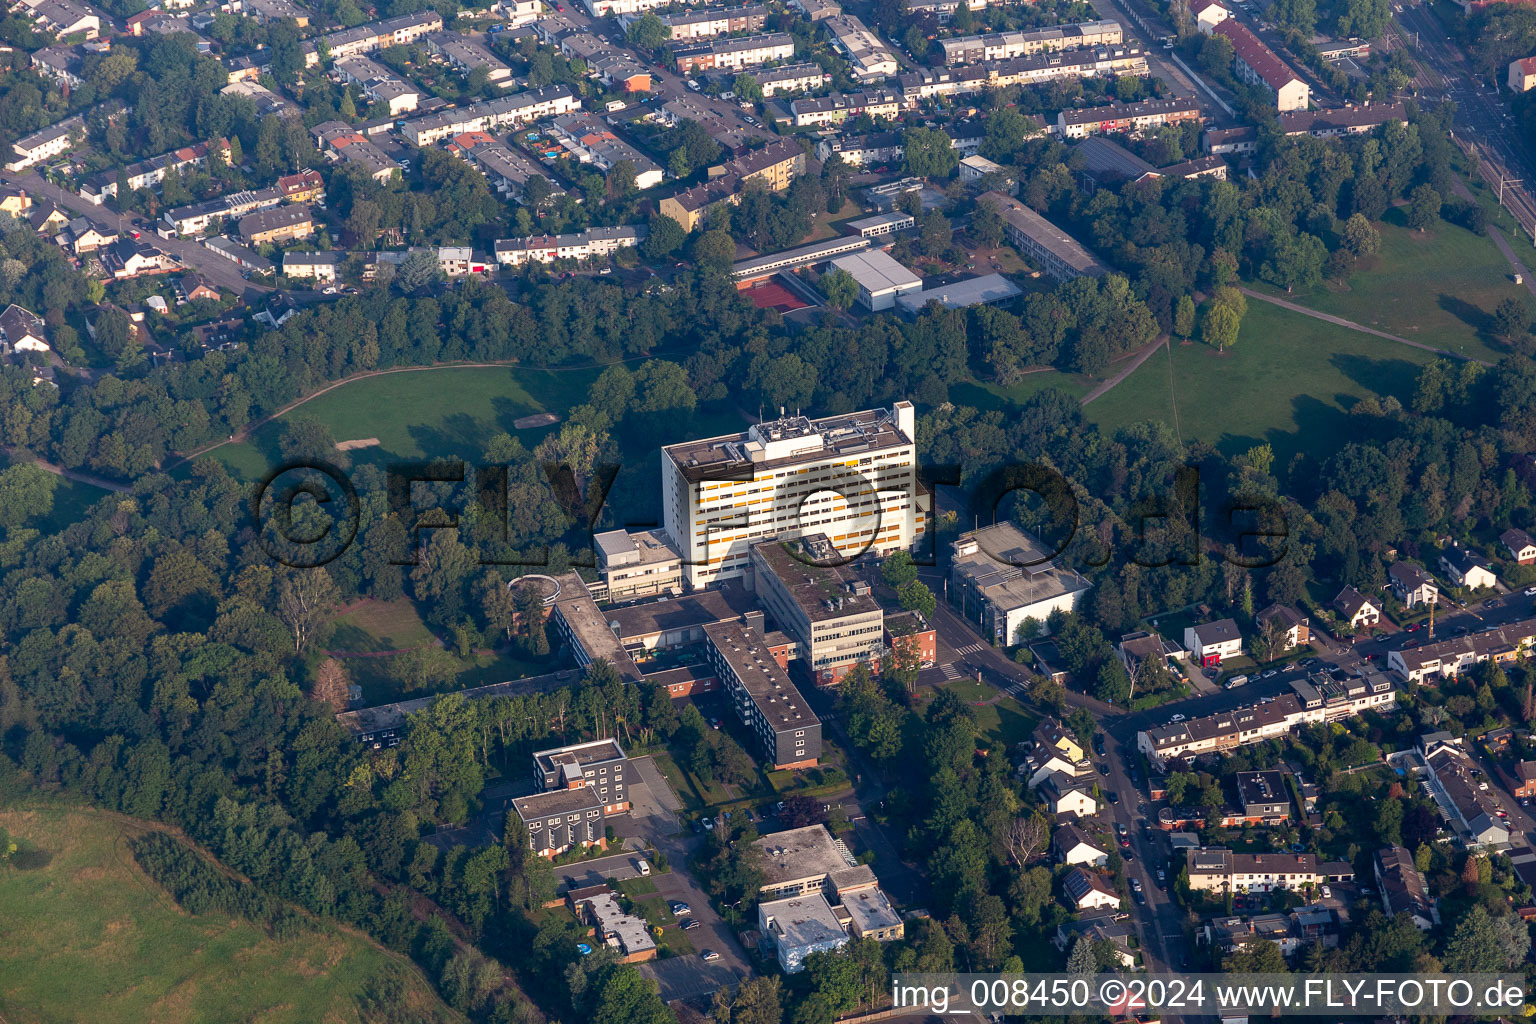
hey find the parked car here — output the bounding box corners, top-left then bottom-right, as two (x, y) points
(671, 902), (691, 916)
(1097, 763), (1110, 776)
(1116, 823), (1128, 836)
(682, 918), (700, 930)
(1093, 733), (1106, 756)
(1170, 713), (1187, 722)
(701, 950), (721, 962)
(1107, 791), (1120, 804)
(1320, 885), (1332, 899)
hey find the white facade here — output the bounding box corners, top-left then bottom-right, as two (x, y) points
(661, 403), (925, 588)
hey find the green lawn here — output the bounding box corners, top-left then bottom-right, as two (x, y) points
(323, 598), (558, 705)
(1247, 205), (1518, 364)
(206, 365), (601, 480)
(1084, 301), (1436, 463)
(0, 807), (460, 1024)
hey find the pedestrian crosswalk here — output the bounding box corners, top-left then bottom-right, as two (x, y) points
(954, 642), (986, 655)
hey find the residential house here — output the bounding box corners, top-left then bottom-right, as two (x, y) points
(1421, 736), (1510, 848)
(0, 304), (48, 355)
(1516, 761), (1536, 800)
(1057, 96), (1201, 138)
(1374, 845), (1437, 930)
(1054, 909), (1135, 967)
(1185, 848), (1320, 894)
(1118, 630), (1180, 683)
(1389, 618), (1536, 681)
(1040, 771), (1097, 818)
(1052, 823), (1109, 866)
(1333, 585), (1381, 629)
(62, 217), (116, 254)
(1062, 867), (1121, 911)
(101, 238), (169, 279)
(1234, 770), (1291, 824)
(1278, 102), (1407, 138)
(1255, 604), (1310, 650)
(6, 115), (85, 172)
(1439, 547), (1498, 589)
(568, 885), (656, 962)
(1502, 527), (1536, 565)
(277, 170), (325, 204)
(0, 187), (31, 216)
(179, 274), (220, 301)
(1184, 618), (1243, 667)
(657, 176), (739, 232)
(1388, 561), (1439, 608)
(1512, 56), (1536, 93)
(283, 251), (342, 282)
(1191, 0), (1229, 31)
(1021, 717), (1090, 786)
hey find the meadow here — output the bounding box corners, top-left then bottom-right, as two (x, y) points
(0, 807), (460, 1024)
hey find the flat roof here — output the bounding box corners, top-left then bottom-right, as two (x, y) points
(842, 886), (901, 932)
(336, 667), (582, 736)
(752, 824), (849, 886)
(830, 248), (922, 294)
(759, 892), (846, 947)
(533, 738), (626, 774)
(606, 582), (757, 641)
(752, 537), (880, 623)
(662, 403), (912, 480)
(706, 619), (819, 732)
(511, 786), (602, 818)
(894, 273), (1021, 313)
(846, 212), (914, 232)
(951, 521), (1092, 612)
(730, 234), (869, 278)
(555, 585), (645, 681)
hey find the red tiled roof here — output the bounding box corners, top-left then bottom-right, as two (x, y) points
(1213, 19), (1302, 92)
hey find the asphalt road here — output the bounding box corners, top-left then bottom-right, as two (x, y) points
(0, 167), (267, 297)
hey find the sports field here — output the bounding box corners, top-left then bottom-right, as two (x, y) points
(0, 807), (460, 1024)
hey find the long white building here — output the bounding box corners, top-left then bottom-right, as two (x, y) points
(662, 403), (928, 588)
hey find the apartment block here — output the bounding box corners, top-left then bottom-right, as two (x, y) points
(79, 139), (229, 204)
(323, 10), (443, 60)
(238, 204), (314, 245)
(896, 47), (1148, 103)
(938, 19), (1122, 64)
(717, 137), (807, 190)
(1186, 848), (1320, 894)
(1057, 96), (1201, 139)
(6, 115), (84, 172)
(1138, 673), (1397, 766)
(661, 402), (926, 588)
(756, 61), (831, 96)
(644, 4), (768, 39)
(398, 86), (581, 145)
(981, 190), (1108, 280)
(823, 14), (897, 79)
(548, 113), (664, 189)
(750, 535), (883, 685)
(674, 31), (795, 72)
(1212, 19), (1309, 111)
(1387, 616), (1536, 683)
(705, 618), (821, 769)
(163, 186), (284, 237)
(492, 224), (646, 265)
(789, 89), (901, 127)
(533, 737), (630, 815)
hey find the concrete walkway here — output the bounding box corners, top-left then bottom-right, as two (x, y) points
(1081, 337), (1167, 405)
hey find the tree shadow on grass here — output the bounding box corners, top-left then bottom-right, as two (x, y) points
(11, 843), (53, 870)
(1437, 294), (1492, 339)
(1328, 352), (1427, 405)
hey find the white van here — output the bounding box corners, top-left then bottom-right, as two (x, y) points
(1225, 675), (1249, 688)
(637, 858), (651, 876)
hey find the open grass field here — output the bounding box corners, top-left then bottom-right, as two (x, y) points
(1084, 301), (1436, 463)
(324, 598), (556, 705)
(206, 364), (603, 481)
(1247, 205), (1518, 364)
(0, 806), (460, 1024)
